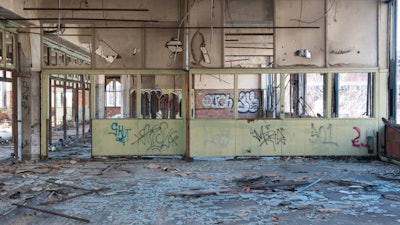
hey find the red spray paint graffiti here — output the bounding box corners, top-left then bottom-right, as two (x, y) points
(351, 126), (368, 148)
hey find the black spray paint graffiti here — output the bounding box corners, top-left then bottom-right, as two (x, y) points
(250, 124), (286, 150)
(238, 90), (259, 113)
(309, 123), (338, 146)
(202, 93), (233, 109)
(108, 122), (131, 146)
(21, 80), (31, 119)
(131, 122), (179, 152)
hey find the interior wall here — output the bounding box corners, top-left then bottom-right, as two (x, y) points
(188, 0), (224, 68)
(189, 119), (377, 157)
(327, 0), (378, 67)
(94, 28), (144, 68)
(274, 0), (325, 67)
(0, 0), (391, 159)
(145, 28), (183, 69)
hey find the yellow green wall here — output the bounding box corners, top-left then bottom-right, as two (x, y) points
(190, 119), (377, 157)
(91, 118), (377, 157)
(92, 119), (185, 156)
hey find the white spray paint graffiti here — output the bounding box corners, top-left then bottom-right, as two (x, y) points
(202, 94), (234, 109)
(238, 90), (259, 113)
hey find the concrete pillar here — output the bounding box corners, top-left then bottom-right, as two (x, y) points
(121, 75), (131, 118)
(17, 31), (41, 161)
(96, 75), (105, 118)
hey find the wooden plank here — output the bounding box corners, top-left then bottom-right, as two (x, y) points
(13, 204), (90, 223)
(166, 189), (231, 197)
(249, 181), (310, 190)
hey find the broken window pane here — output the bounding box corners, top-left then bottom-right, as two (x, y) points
(262, 73), (281, 119)
(5, 32), (14, 66)
(284, 73), (325, 118)
(105, 77), (122, 109)
(332, 72), (373, 118)
(141, 75), (182, 119)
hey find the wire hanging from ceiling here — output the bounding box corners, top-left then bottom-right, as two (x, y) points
(290, 0), (336, 24)
(173, 0), (198, 63)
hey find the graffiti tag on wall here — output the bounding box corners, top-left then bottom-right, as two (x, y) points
(131, 122), (179, 152)
(309, 123), (338, 146)
(250, 124), (286, 151)
(202, 93), (233, 109)
(352, 126), (368, 148)
(108, 122), (131, 146)
(22, 80), (31, 118)
(238, 90), (259, 113)
(205, 133), (229, 148)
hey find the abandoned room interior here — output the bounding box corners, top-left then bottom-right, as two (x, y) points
(1, 0), (400, 224)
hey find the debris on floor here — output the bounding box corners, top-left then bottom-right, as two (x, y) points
(1, 157), (400, 224)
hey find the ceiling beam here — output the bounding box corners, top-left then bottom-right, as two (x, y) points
(0, 18), (158, 23)
(7, 25), (319, 30)
(23, 7), (149, 12)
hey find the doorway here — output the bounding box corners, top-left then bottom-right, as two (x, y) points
(0, 70), (12, 160)
(48, 74), (91, 159)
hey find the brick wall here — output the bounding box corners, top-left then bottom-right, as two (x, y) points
(105, 107), (121, 118)
(194, 89), (261, 119)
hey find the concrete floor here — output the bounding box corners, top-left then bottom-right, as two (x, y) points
(1, 155), (400, 225)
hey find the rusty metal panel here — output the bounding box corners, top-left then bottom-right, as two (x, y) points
(385, 125), (400, 160)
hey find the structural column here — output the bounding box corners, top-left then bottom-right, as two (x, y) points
(17, 31), (41, 161)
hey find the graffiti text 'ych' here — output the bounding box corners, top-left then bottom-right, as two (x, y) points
(131, 122), (179, 152)
(202, 93), (234, 109)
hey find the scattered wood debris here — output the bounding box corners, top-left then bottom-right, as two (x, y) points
(248, 181), (311, 191)
(166, 189), (231, 197)
(99, 164), (115, 175)
(296, 179), (321, 193)
(40, 188), (108, 205)
(147, 163), (160, 169)
(317, 207), (341, 213)
(272, 216), (280, 222)
(147, 164), (192, 177)
(45, 179), (92, 191)
(13, 203), (90, 223)
(382, 194), (400, 202)
(323, 179), (378, 191)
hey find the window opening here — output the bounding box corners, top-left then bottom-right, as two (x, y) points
(284, 73), (325, 118)
(141, 75), (182, 119)
(105, 77), (122, 118)
(5, 32), (14, 66)
(332, 73), (373, 118)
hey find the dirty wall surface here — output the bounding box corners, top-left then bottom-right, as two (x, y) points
(1, 157), (400, 225)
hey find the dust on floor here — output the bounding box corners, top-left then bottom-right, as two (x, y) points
(1, 157), (400, 225)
